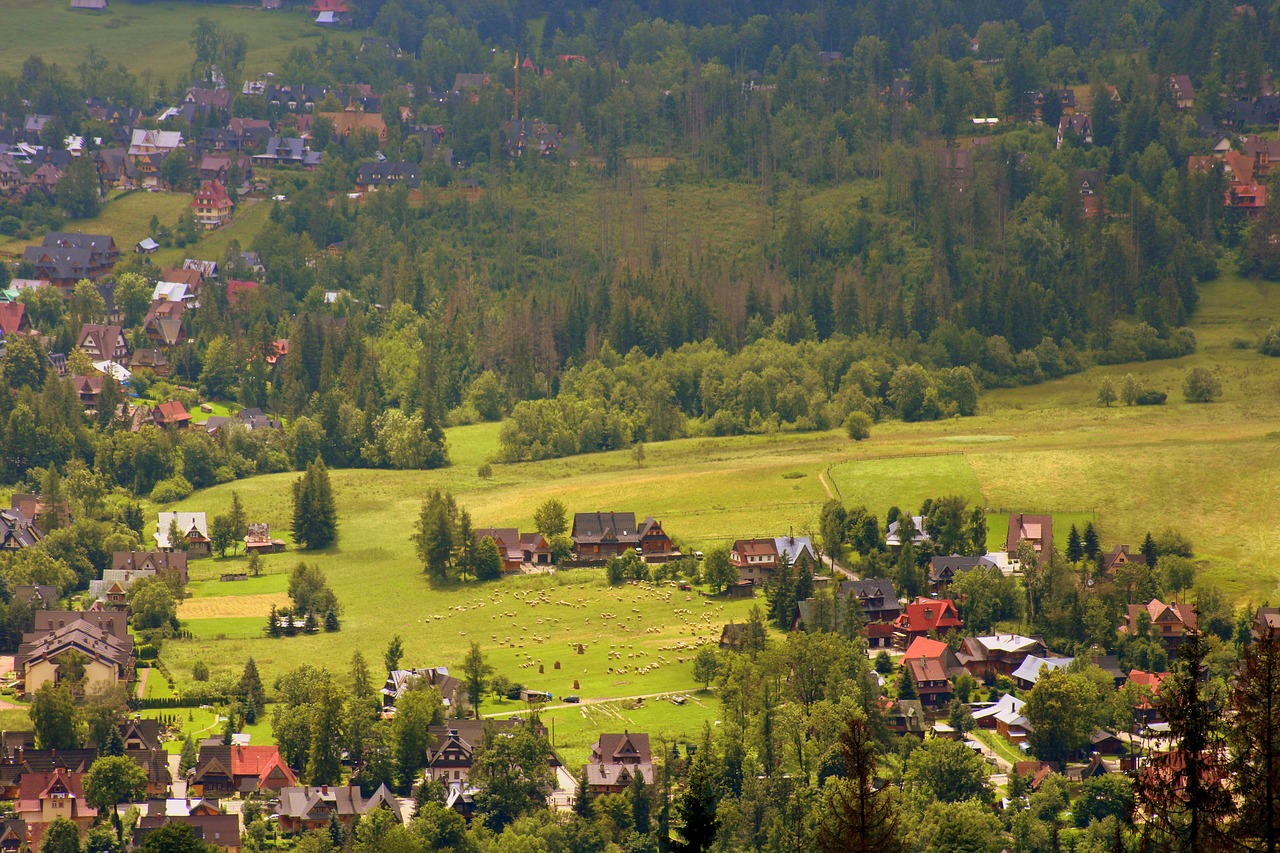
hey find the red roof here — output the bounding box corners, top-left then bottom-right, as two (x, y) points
(309, 0), (348, 11)
(230, 745), (296, 785)
(903, 636), (950, 660)
(192, 180), (232, 209)
(895, 598), (963, 632)
(0, 302), (29, 336)
(154, 400), (190, 423)
(226, 279), (260, 306)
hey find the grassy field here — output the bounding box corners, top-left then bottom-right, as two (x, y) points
(132, 267), (1280, 758)
(0, 1), (354, 79)
(0, 190), (192, 259)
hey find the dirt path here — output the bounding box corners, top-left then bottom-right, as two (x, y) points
(818, 466), (836, 499)
(135, 667), (149, 700)
(482, 688), (715, 717)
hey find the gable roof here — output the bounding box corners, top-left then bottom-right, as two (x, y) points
(155, 512), (209, 548)
(572, 512), (639, 543)
(1011, 655), (1074, 686)
(903, 636), (950, 661)
(592, 732), (651, 765)
(895, 598), (963, 632)
(0, 303), (30, 337)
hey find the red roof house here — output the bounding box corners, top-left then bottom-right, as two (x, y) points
(893, 598), (963, 648)
(191, 180), (233, 229)
(152, 400), (191, 429)
(310, 0), (348, 10)
(0, 303), (32, 338)
(225, 279), (260, 306)
(17, 768), (97, 847)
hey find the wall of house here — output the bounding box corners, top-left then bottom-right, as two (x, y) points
(25, 659), (118, 694)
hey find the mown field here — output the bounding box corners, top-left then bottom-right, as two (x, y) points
(0, 0), (354, 79)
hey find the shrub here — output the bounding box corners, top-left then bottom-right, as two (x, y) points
(1260, 327), (1280, 357)
(844, 411), (873, 441)
(193, 661), (209, 682)
(1135, 390), (1167, 405)
(1183, 367), (1222, 403)
(150, 475), (193, 503)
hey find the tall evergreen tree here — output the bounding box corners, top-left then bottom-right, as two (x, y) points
(1066, 525), (1084, 563)
(292, 456), (337, 549)
(1082, 522), (1100, 560)
(1231, 634), (1280, 853)
(672, 743), (719, 852)
(238, 658), (266, 724)
(227, 491), (248, 555)
(1142, 532), (1159, 569)
(815, 713), (905, 853)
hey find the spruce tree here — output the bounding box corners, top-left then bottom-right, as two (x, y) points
(672, 746), (719, 852)
(897, 668), (918, 701)
(1082, 522), (1100, 560)
(1141, 532), (1159, 568)
(325, 608), (340, 632)
(179, 735), (198, 774)
(228, 491), (247, 555)
(1066, 525), (1084, 563)
(266, 606), (280, 638)
(238, 659), (266, 723)
(573, 767), (592, 817)
(292, 456), (337, 549)
(814, 713), (905, 853)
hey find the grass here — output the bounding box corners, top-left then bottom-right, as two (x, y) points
(0, 190), (192, 259)
(534, 693), (719, 769)
(972, 729), (1026, 766)
(127, 265), (1280, 757)
(0, 1), (355, 80)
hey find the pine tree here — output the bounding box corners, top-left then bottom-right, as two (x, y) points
(179, 735), (198, 774)
(292, 456), (337, 549)
(574, 767), (592, 817)
(765, 556), (797, 630)
(1066, 525), (1084, 563)
(37, 465), (65, 533)
(1142, 532), (1159, 569)
(815, 713), (905, 853)
(228, 491), (247, 555)
(325, 608), (340, 632)
(1083, 522), (1100, 560)
(897, 668), (917, 701)
(672, 746), (719, 852)
(266, 605), (280, 638)
(238, 659), (266, 724)
(1230, 634), (1280, 853)
(385, 635), (404, 673)
(630, 764), (651, 835)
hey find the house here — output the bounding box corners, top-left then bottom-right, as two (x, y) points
(135, 238), (159, 255)
(1102, 544), (1146, 574)
(452, 73), (493, 94)
(893, 597), (963, 648)
(355, 161), (420, 191)
(278, 784), (400, 833)
(584, 732), (653, 795)
(144, 300), (188, 346)
(183, 88), (232, 113)
(882, 698), (927, 737)
(503, 119), (561, 157)
(1056, 113), (1093, 147)
(1227, 182), (1267, 218)
(1007, 514), (1053, 560)
(731, 536), (816, 585)
(426, 720), (558, 788)
(152, 401), (191, 429)
(244, 524), (286, 554)
(381, 667), (461, 713)
(70, 374), (105, 408)
(837, 577), (902, 647)
(928, 555), (996, 592)
(22, 233), (118, 287)
(1168, 75), (1195, 109)
(190, 180), (233, 229)
(886, 515), (929, 549)
(76, 323), (128, 362)
(26, 163), (63, 193)
(0, 819), (25, 853)
(0, 303), (33, 341)
(69, 0), (108, 10)
(255, 138), (310, 165)
(0, 156), (24, 195)
(957, 635), (1049, 679)
(190, 743), (296, 797)
(112, 551), (188, 588)
(474, 528), (553, 571)
(902, 637), (962, 708)
(1011, 655), (1074, 690)
(225, 279), (259, 306)
(1255, 606), (1280, 640)
(129, 348), (170, 375)
(88, 567), (156, 602)
(1129, 669), (1169, 724)
(15, 611), (134, 694)
(155, 512), (211, 557)
(17, 768), (96, 847)
(319, 111), (388, 144)
(12, 585), (59, 609)
(1122, 599), (1197, 648)
(198, 153), (251, 185)
(129, 129), (183, 158)
(571, 512), (674, 560)
(972, 693), (1028, 736)
(719, 623), (750, 651)
(134, 814), (240, 852)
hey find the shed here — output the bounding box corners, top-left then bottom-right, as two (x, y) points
(135, 238), (159, 254)
(70, 0), (108, 9)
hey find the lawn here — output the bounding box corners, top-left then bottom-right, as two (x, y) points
(0, 190), (191, 259)
(0, 1), (355, 79)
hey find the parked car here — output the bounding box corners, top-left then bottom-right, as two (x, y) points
(564, 695), (580, 703)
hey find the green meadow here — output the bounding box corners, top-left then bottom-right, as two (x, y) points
(148, 269), (1280, 740)
(0, 1), (354, 80)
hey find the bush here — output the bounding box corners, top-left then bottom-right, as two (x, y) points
(193, 661), (209, 682)
(150, 474), (193, 503)
(1135, 390), (1167, 405)
(1260, 327), (1280, 357)
(844, 411), (873, 441)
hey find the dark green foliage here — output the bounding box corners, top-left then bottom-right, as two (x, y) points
(291, 456), (337, 550)
(672, 746), (718, 852)
(1066, 525), (1083, 563)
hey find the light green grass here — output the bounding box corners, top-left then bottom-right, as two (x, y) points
(0, 190), (192, 259)
(972, 729), (1026, 766)
(150, 199), (274, 269)
(0, 1), (355, 79)
(187, 573), (289, 599)
(535, 694), (720, 769)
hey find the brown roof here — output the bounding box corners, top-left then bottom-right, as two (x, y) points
(592, 732), (651, 765)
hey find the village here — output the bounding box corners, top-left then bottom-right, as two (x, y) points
(0, 482), (1235, 850)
